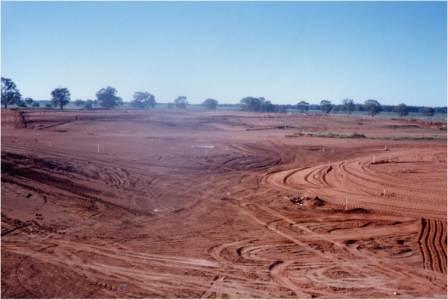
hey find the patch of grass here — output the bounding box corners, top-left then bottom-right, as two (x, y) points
(286, 131), (446, 141)
(247, 125), (296, 131)
(287, 131), (366, 139)
(371, 135), (446, 141)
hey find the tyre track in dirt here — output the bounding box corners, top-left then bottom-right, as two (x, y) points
(3, 110), (446, 298)
(211, 143), (446, 296)
(264, 148), (446, 219)
(244, 201), (441, 291)
(5, 239), (220, 298)
(1, 146), (214, 216)
(418, 219), (447, 273)
(216, 195), (407, 296)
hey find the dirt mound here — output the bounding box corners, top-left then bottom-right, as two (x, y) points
(1, 109), (26, 128)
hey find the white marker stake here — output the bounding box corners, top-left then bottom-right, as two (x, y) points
(372, 155), (376, 164)
(383, 187), (386, 197)
(345, 194), (348, 210)
(97, 144), (100, 153)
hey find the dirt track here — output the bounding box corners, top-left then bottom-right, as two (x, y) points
(1, 109), (447, 298)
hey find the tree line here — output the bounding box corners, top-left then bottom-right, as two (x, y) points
(236, 97), (444, 117)
(1, 77), (218, 110)
(294, 99), (443, 117)
(1, 77), (445, 117)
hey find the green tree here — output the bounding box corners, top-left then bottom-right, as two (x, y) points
(202, 98), (218, 110)
(131, 91), (156, 109)
(51, 87), (71, 110)
(74, 99), (86, 107)
(240, 97), (261, 111)
(259, 99), (275, 112)
(320, 100), (333, 114)
(240, 97), (277, 112)
(342, 98), (355, 115)
(96, 87), (122, 109)
(174, 96), (188, 109)
(420, 107), (435, 117)
(331, 105), (341, 113)
(24, 97), (34, 107)
(296, 101), (309, 113)
(394, 103), (408, 117)
(16, 99), (27, 107)
(1, 77), (21, 109)
(84, 99), (95, 110)
(364, 99), (382, 117)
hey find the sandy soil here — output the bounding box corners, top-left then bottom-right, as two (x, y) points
(1, 109), (446, 298)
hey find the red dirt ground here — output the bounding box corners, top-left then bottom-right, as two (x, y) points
(1, 109), (447, 298)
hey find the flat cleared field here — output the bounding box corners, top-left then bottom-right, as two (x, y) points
(1, 109), (447, 298)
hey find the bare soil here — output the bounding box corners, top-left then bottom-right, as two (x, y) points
(1, 109), (446, 298)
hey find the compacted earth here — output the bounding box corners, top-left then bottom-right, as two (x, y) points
(1, 109), (446, 298)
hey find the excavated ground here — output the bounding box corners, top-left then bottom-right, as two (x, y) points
(1, 109), (446, 298)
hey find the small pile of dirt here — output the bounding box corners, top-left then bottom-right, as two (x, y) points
(290, 195), (325, 208)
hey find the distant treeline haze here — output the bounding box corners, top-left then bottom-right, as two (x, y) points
(1, 77), (446, 117)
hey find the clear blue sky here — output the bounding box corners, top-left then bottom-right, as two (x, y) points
(2, 1), (446, 106)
